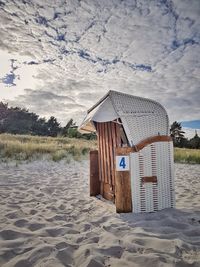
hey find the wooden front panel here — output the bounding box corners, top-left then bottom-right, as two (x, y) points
(115, 147), (132, 213)
(90, 150), (100, 196)
(96, 122), (121, 202)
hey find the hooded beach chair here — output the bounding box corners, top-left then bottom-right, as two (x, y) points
(79, 90), (175, 213)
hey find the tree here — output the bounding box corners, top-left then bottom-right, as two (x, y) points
(0, 102), (10, 133)
(170, 121), (185, 146)
(31, 117), (49, 136)
(189, 131), (200, 149)
(2, 107), (34, 134)
(47, 116), (61, 137)
(178, 137), (189, 148)
(0, 101), (96, 139)
(0, 102), (9, 120)
(62, 119), (76, 136)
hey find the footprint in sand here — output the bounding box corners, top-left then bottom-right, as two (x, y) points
(97, 246), (123, 259)
(46, 214), (67, 222)
(29, 209), (37, 215)
(14, 219), (28, 227)
(45, 228), (66, 237)
(13, 259), (31, 267)
(28, 223), (46, 232)
(0, 229), (26, 240)
(56, 249), (73, 266)
(5, 212), (20, 219)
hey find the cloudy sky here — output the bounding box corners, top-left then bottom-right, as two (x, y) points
(0, 0), (199, 129)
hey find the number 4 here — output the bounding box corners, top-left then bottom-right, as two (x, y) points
(119, 157), (126, 169)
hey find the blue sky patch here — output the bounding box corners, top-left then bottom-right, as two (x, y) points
(0, 72), (17, 86)
(181, 120), (200, 129)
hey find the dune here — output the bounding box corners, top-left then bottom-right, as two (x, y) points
(0, 160), (200, 267)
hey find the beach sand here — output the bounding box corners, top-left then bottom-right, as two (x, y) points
(0, 160), (200, 267)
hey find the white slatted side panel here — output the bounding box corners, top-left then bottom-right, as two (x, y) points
(143, 146), (154, 212)
(139, 153), (146, 212)
(130, 146), (158, 213)
(151, 144), (159, 211)
(130, 141), (175, 213)
(155, 142), (173, 210)
(169, 141), (175, 208)
(130, 153), (141, 213)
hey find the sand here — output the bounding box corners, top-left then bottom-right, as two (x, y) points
(0, 160), (200, 267)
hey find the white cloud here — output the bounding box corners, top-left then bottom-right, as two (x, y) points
(0, 0), (199, 125)
(183, 127), (200, 139)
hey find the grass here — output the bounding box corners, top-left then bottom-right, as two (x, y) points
(0, 133), (97, 163)
(0, 133), (199, 164)
(174, 148), (200, 164)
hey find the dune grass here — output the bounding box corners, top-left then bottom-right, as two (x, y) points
(0, 133), (97, 162)
(174, 147), (200, 164)
(0, 133), (199, 164)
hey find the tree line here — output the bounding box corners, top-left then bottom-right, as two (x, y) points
(170, 121), (200, 149)
(0, 102), (96, 140)
(0, 102), (199, 148)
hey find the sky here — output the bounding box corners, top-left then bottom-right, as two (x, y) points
(0, 0), (199, 133)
